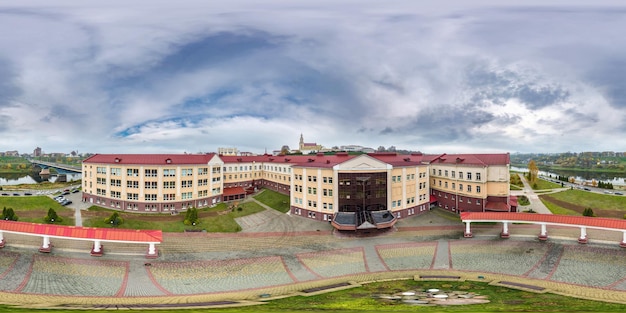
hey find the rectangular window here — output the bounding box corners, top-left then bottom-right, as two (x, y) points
(145, 181), (157, 189)
(459, 172), (463, 180)
(111, 191), (121, 199)
(110, 168), (121, 176)
(444, 182), (448, 188)
(182, 168), (193, 176)
(127, 168), (139, 177)
(444, 170), (448, 177)
(467, 172), (472, 180)
(111, 179), (121, 187)
(145, 169), (158, 177)
(163, 181), (176, 189)
(451, 171), (455, 178)
(97, 167), (106, 174)
(126, 193), (138, 200)
(198, 167), (208, 175)
(438, 169), (441, 176)
(476, 186), (481, 193)
(164, 194), (176, 201)
(476, 173), (481, 181)
(181, 180), (193, 188)
(467, 185), (472, 192)
(126, 180), (139, 188)
(145, 194), (157, 201)
(459, 184), (463, 191)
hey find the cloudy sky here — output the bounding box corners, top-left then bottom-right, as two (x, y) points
(1, 0), (625, 155)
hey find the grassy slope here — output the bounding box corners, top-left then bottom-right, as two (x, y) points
(0, 196), (75, 225)
(253, 189), (290, 213)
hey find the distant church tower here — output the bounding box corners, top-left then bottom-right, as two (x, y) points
(299, 133), (304, 150)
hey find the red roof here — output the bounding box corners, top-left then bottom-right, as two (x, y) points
(509, 196), (518, 207)
(223, 187), (246, 196)
(484, 201), (510, 212)
(83, 154), (216, 165)
(427, 153), (510, 166)
(0, 220), (162, 242)
(461, 212), (626, 230)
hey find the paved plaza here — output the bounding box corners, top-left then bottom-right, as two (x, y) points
(1, 207), (626, 309)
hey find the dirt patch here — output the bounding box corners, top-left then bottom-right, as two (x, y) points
(540, 195), (624, 218)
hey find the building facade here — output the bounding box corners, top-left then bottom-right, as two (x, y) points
(82, 152), (511, 226)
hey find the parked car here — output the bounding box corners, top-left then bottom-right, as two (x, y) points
(615, 192), (624, 195)
(71, 189), (80, 193)
(583, 188), (590, 191)
(61, 200), (72, 206)
(603, 190), (612, 194)
(61, 191), (70, 196)
(24, 192), (32, 196)
(13, 193), (20, 196)
(1, 193), (8, 196)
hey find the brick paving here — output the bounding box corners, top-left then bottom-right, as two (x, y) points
(0, 208), (625, 308)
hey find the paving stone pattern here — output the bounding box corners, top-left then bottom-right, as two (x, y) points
(0, 209), (625, 307)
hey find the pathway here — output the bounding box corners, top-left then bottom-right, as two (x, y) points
(511, 174), (553, 214)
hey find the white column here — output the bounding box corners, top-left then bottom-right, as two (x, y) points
(580, 227), (587, 240)
(42, 236), (50, 249)
(501, 221), (510, 238)
(621, 232), (626, 248)
(539, 223), (548, 240)
(0, 230), (4, 247)
(464, 221), (472, 238)
(148, 243), (156, 255)
(93, 240), (102, 252)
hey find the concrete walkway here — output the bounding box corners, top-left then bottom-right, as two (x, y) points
(511, 173), (554, 214)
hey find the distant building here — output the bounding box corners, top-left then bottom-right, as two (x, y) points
(218, 147), (239, 156)
(299, 134), (323, 153)
(33, 147), (42, 157)
(4, 150), (19, 157)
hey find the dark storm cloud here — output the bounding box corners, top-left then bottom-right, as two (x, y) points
(584, 58), (626, 109)
(0, 58), (21, 106)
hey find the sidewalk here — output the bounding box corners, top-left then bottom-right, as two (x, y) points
(513, 173), (553, 214)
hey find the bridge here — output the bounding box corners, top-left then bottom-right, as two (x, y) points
(28, 159), (82, 173)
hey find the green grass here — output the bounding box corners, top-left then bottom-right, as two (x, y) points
(531, 179), (562, 190)
(82, 201), (266, 232)
(541, 198), (580, 215)
(0, 196), (75, 225)
(544, 189), (626, 212)
(254, 189), (290, 213)
(1, 280), (624, 312)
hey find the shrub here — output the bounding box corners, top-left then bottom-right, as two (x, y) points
(582, 208), (596, 217)
(104, 212), (123, 226)
(184, 207), (199, 226)
(1, 207), (18, 221)
(44, 208), (62, 223)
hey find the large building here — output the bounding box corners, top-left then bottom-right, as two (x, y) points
(82, 151), (512, 230)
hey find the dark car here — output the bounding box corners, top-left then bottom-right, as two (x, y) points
(583, 188), (590, 191)
(1, 193), (8, 196)
(615, 192), (624, 196)
(71, 189), (80, 193)
(24, 192), (32, 196)
(61, 191), (70, 196)
(13, 193), (20, 196)
(61, 200), (73, 206)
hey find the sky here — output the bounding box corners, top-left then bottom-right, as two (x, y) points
(1, 0), (625, 155)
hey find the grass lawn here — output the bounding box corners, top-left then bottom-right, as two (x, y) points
(1, 280), (624, 312)
(0, 196), (75, 225)
(531, 178), (562, 190)
(82, 201), (266, 232)
(544, 189), (626, 211)
(541, 198), (580, 215)
(253, 189), (290, 213)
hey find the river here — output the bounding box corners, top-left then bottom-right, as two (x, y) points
(0, 172), (82, 186)
(511, 166), (626, 186)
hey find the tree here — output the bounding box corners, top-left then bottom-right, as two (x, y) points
(582, 208), (596, 217)
(44, 208), (62, 223)
(1, 207), (18, 221)
(527, 160), (539, 184)
(104, 212), (123, 227)
(184, 207), (199, 226)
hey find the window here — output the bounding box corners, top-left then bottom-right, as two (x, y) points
(182, 192), (193, 200)
(96, 167), (106, 174)
(163, 181), (176, 189)
(211, 177), (220, 182)
(127, 168), (139, 177)
(199, 179), (209, 186)
(126, 193), (138, 200)
(438, 170), (441, 176)
(308, 176), (317, 182)
(110, 168), (121, 176)
(182, 168), (193, 176)
(211, 167), (220, 174)
(126, 180), (139, 188)
(467, 185), (472, 192)
(459, 184), (463, 191)
(145, 194), (157, 201)
(444, 170), (448, 177)
(198, 168), (208, 175)
(182, 180), (193, 188)
(111, 191), (121, 199)
(476, 186), (481, 193)
(451, 171), (455, 178)
(97, 177), (106, 185)
(163, 194), (176, 201)
(476, 173), (481, 181)
(212, 187), (221, 195)
(452, 183), (455, 189)
(145, 181), (157, 189)
(444, 182), (448, 188)
(308, 187), (317, 195)
(145, 169), (157, 177)
(163, 169), (176, 177)
(467, 172), (472, 180)
(459, 172), (463, 180)
(111, 179), (121, 187)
